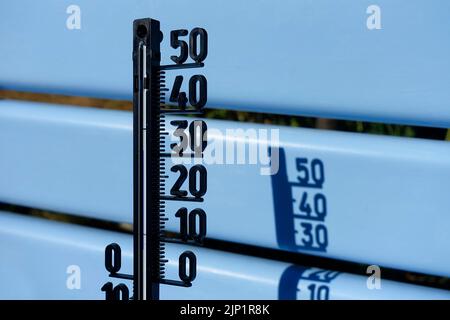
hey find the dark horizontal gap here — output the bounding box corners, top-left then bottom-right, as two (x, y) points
(0, 90), (132, 112)
(0, 90), (448, 140)
(0, 202), (448, 291)
(164, 232), (450, 291)
(0, 202), (132, 233)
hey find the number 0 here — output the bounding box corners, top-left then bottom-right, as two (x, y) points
(179, 251), (197, 283)
(189, 28), (208, 62)
(189, 75), (207, 110)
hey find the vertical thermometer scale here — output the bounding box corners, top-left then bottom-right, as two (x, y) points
(101, 18), (209, 300)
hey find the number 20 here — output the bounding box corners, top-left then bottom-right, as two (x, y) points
(170, 164), (207, 198)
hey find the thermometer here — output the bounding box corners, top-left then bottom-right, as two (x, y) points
(101, 18), (209, 300)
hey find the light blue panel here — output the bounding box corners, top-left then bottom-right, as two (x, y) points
(0, 100), (450, 277)
(0, 212), (448, 299)
(0, 100), (132, 221)
(1, 1), (450, 126)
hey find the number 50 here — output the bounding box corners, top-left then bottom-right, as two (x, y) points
(170, 28), (208, 64)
